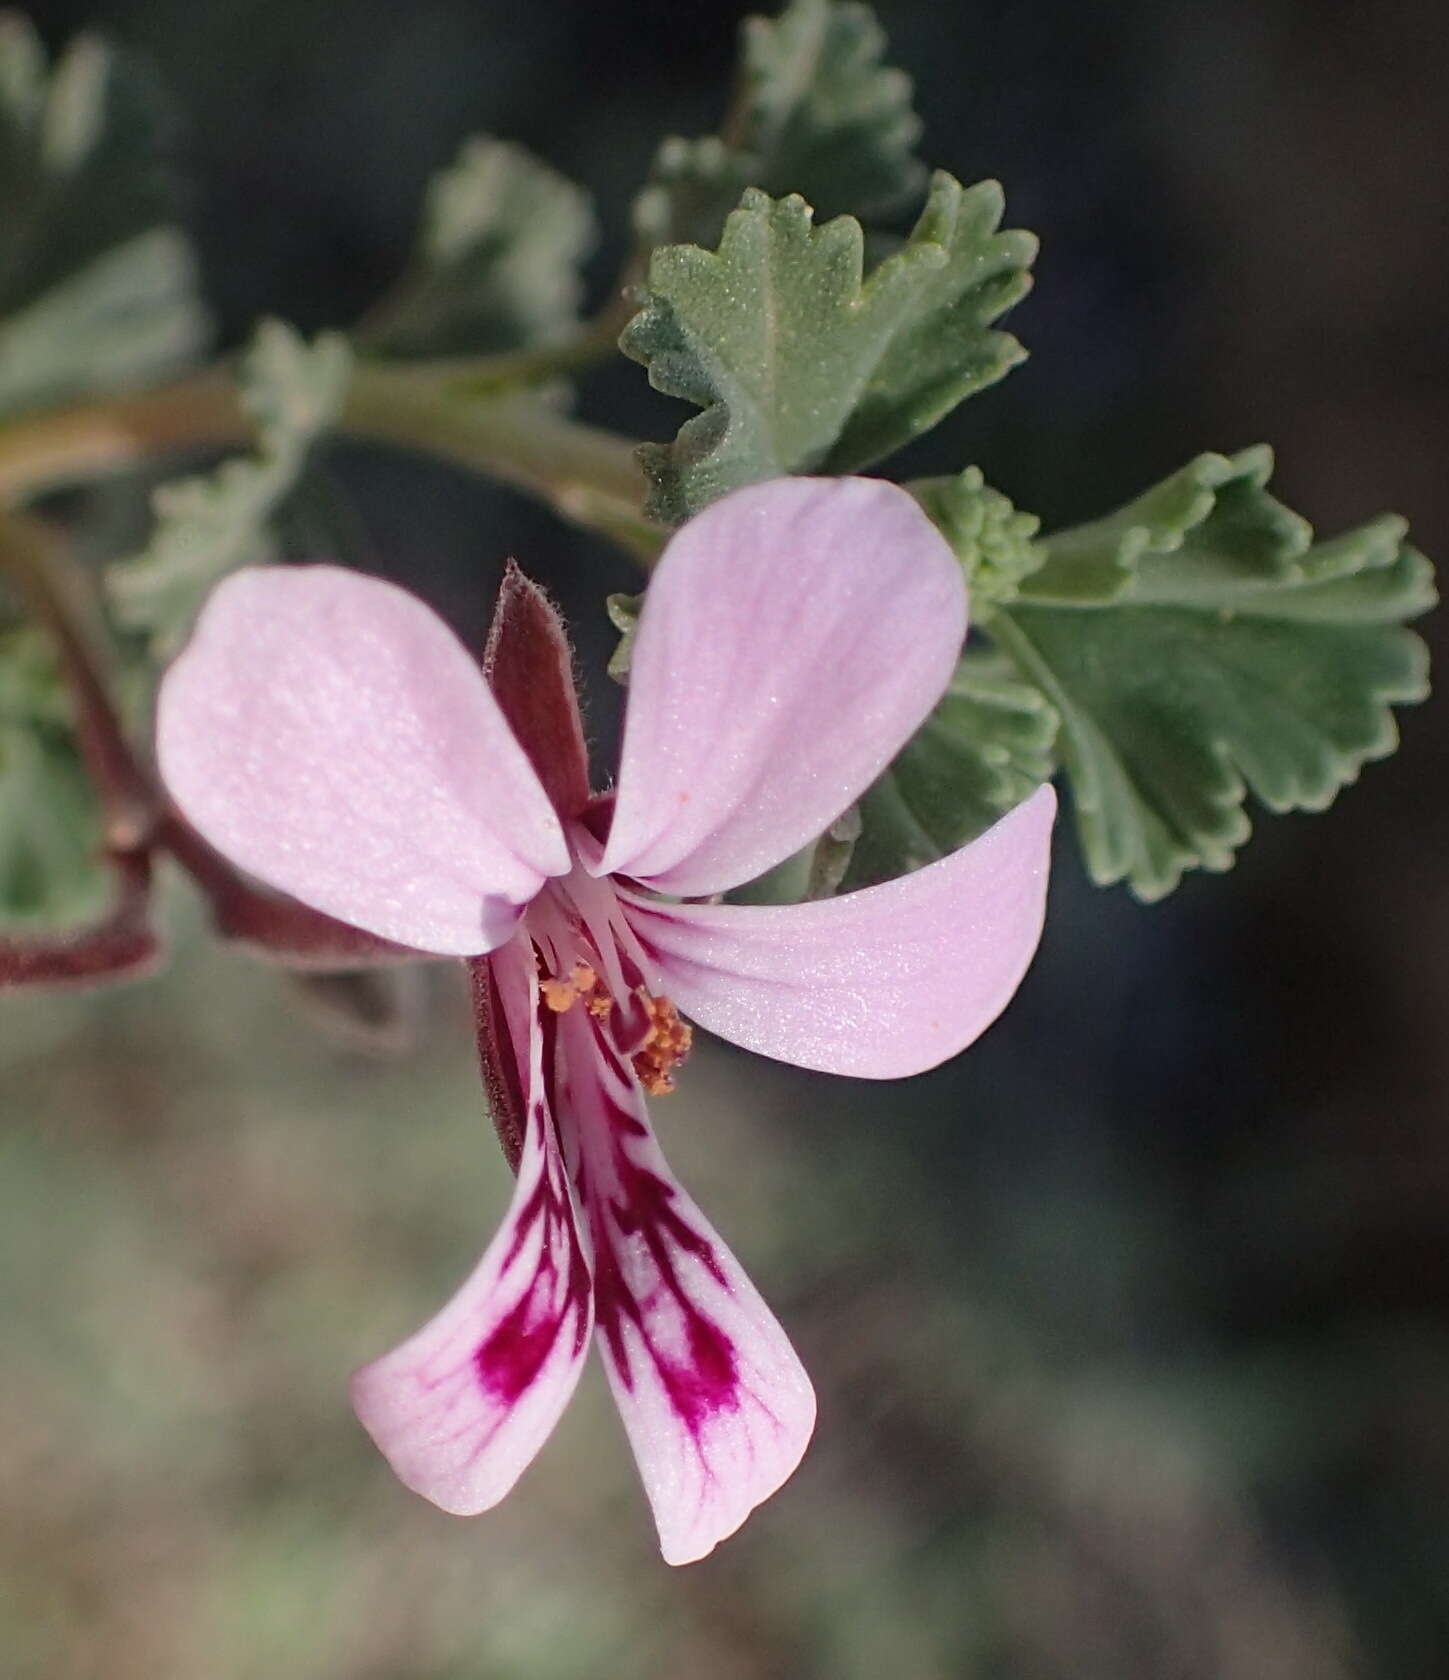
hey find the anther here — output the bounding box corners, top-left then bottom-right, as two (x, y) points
(631, 992), (693, 1095)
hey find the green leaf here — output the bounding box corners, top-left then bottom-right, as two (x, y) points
(109, 319), (351, 652)
(990, 451), (1435, 899)
(360, 136), (594, 359)
(827, 178), (1034, 472)
(622, 172), (1034, 525)
(0, 626), (106, 928)
(911, 466), (1043, 607)
(1020, 446), (1310, 606)
(843, 646), (1059, 889)
(634, 0), (925, 252)
(0, 13), (207, 418)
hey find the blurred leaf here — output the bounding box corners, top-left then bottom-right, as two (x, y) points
(109, 319), (351, 653)
(360, 136), (595, 359)
(912, 465), (1043, 607)
(0, 11), (207, 418)
(622, 172), (1034, 524)
(634, 0), (925, 252)
(844, 647), (1059, 888)
(989, 451), (1436, 898)
(0, 625), (106, 928)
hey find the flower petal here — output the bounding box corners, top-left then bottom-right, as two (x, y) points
(620, 785), (1056, 1079)
(555, 1003), (815, 1565)
(157, 566), (569, 955)
(599, 477), (967, 896)
(350, 937), (592, 1514)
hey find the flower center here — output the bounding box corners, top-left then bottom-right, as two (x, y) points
(528, 865), (692, 1096)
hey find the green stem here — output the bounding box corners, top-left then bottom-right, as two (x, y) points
(0, 510), (158, 848)
(341, 367), (663, 562)
(433, 285), (641, 398)
(0, 363), (664, 563)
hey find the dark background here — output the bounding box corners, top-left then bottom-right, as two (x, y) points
(3, 2), (1448, 1676)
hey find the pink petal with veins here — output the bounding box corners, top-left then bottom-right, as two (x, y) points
(621, 785), (1056, 1079)
(598, 477), (967, 897)
(158, 566), (568, 955)
(555, 1002), (815, 1565)
(350, 936), (592, 1513)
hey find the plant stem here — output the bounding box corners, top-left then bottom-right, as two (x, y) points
(0, 510), (158, 848)
(0, 363), (663, 562)
(340, 368), (663, 561)
(0, 371), (248, 503)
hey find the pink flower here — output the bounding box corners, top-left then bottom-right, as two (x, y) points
(156, 475), (1055, 1563)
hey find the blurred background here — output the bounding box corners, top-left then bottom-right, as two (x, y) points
(3, 1), (1448, 1675)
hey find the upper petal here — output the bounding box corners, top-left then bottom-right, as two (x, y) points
(620, 785), (1056, 1079)
(554, 1002), (815, 1565)
(157, 566), (569, 955)
(598, 477), (967, 897)
(349, 934), (593, 1514)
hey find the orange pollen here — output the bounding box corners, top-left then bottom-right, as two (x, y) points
(631, 991), (693, 1096)
(540, 976), (578, 1013)
(540, 958), (614, 1018)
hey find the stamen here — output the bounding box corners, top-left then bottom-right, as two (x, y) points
(631, 992), (693, 1095)
(540, 976), (578, 1013)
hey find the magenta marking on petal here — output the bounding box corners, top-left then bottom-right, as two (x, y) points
(540, 991), (814, 1561)
(572, 1022), (740, 1437)
(592, 1166), (739, 1430)
(471, 1102), (592, 1405)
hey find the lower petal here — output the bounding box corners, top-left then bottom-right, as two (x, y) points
(620, 784), (1056, 1079)
(350, 957), (592, 1514)
(554, 1003), (815, 1565)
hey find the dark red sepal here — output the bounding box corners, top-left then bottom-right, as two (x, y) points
(483, 561), (591, 821)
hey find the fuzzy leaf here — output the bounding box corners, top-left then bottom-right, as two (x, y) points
(912, 466), (1043, 607)
(361, 136), (594, 358)
(0, 626), (107, 928)
(0, 12), (206, 418)
(634, 0), (925, 252)
(1021, 446), (1310, 606)
(844, 647), (1059, 889)
(109, 320), (351, 652)
(622, 172), (1034, 524)
(991, 452), (1435, 899)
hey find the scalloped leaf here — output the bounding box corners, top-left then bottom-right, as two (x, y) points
(843, 647), (1059, 889)
(0, 12), (207, 418)
(622, 172), (1034, 524)
(1020, 446), (1311, 606)
(109, 319), (351, 653)
(360, 136), (594, 359)
(634, 0), (925, 253)
(911, 465), (1043, 607)
(990, 455), (1435, 898)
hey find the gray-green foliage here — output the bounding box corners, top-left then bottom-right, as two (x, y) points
(0, 625), (104, 926)
(0, 11), (206, 418)
(845, 647), (1059, 889)
(634, 0), (925, 252)
(361, 136), (595, 359)
(911, 466), (1043, 608)
(989, 450), (1435, 899)
(109, 320), (352, 653)
(622, 173), (1034, 525)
